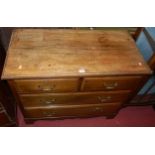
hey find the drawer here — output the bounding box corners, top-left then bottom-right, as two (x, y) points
(0, 111), (10, 126)
(24, 102), (122, 118)
(82, 76), (142, 91)
(20, 90), (130, 107)
(13, 78), (79, 93)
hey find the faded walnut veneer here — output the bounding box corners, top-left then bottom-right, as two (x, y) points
(1, 29), (152, 122)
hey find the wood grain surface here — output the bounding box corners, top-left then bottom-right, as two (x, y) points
(2, 29), (152, 79)
(19, 90), (130, 107)
(13, 78), (79, 93)
(24, 102), (122, 119)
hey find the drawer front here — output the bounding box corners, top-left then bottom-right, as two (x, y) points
(82, 76), (142, 91)
(14, 78), (79, 93)
(0, 111), (10, 126)
(20, 90), (130, 107)
(24, 103), (121, 118)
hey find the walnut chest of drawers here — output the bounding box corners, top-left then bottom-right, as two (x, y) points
(1, 29), (152, 122)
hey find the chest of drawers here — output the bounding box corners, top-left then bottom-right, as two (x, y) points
(1, 29), (152, 123)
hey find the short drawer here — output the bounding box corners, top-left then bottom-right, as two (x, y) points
(0, 111), (10, 126)
(24, 102), (121, 118)
(13, 78), (79, 93)
(81, 76), (142, 91)
(20, 90), (130, 107)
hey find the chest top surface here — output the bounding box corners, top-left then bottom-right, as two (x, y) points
(2, 29), (152, 79)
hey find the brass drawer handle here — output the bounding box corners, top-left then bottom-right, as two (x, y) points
(38, 84), (56, 91)
(95, 107), (101, 110)
(39, 99), (56, 105)
(103, 82), (118, 90)
(43, 111), (56, 116)
(98, 96), (112, 102)
(42, 88), (52, 91)
(45, 99), (56, 105)
(93, 107), (104, 112)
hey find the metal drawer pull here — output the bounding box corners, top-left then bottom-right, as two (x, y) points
(103, 82), (118, 90)
(95, 107), (101, 110)
(43, 111), (56, 116)
(98, 96), (112, 102)
(45, 99), (56, 105)
(38, 84), (56, 91)
(93, 107), (104, 112)
(42, 88), (52, 91)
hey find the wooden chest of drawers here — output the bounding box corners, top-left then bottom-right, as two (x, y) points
(1, 29), (152, 122)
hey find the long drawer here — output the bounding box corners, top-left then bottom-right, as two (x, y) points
(19, 90), (130, 107)
(24, 102), (122, 119)
(13, 78), (79, 93)
(81, 76), (142, 91)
